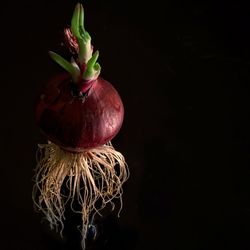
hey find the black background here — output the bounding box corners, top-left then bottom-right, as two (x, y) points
(1, 0), (250, 249)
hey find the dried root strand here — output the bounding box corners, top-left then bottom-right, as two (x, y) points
(32, 141), (129, 249)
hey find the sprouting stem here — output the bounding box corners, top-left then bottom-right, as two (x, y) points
(49, 3), (101, 84)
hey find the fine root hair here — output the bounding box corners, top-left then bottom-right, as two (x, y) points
(32, 141), (129, 249)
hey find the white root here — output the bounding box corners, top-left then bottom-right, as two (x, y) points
(32, 141), (129, 249)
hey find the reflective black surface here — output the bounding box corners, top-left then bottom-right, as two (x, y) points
(1, 0), (250, 249)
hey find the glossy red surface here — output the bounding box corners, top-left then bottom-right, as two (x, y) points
(35, 73), (124, 152)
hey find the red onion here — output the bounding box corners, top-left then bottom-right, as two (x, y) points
(33, 4), (129, 250)
(36, 73), (124, 152)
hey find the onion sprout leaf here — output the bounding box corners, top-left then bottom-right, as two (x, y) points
(79, 4), (85, 35)
(49, 51), (79, 81)
(83, 50), (101, 80)
(71, 3), (81, 38)
(71, 3), (92, 64)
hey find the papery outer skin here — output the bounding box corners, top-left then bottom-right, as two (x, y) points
(35, 73), (124, 152)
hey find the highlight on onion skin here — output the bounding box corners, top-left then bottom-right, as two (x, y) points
(32, 3), (129, 250)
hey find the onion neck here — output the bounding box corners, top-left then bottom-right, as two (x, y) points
(78, 79), (95, 94)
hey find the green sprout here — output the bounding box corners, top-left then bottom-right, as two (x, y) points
(49, 3), (101, 83)
(83, 51), (101, 80)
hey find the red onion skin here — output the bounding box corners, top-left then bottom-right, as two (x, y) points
(35, 73), (124, 152)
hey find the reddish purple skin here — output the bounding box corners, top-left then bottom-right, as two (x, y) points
(36, 73), (124, 152)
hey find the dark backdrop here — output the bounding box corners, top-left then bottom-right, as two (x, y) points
(1, 0), (250, 249)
